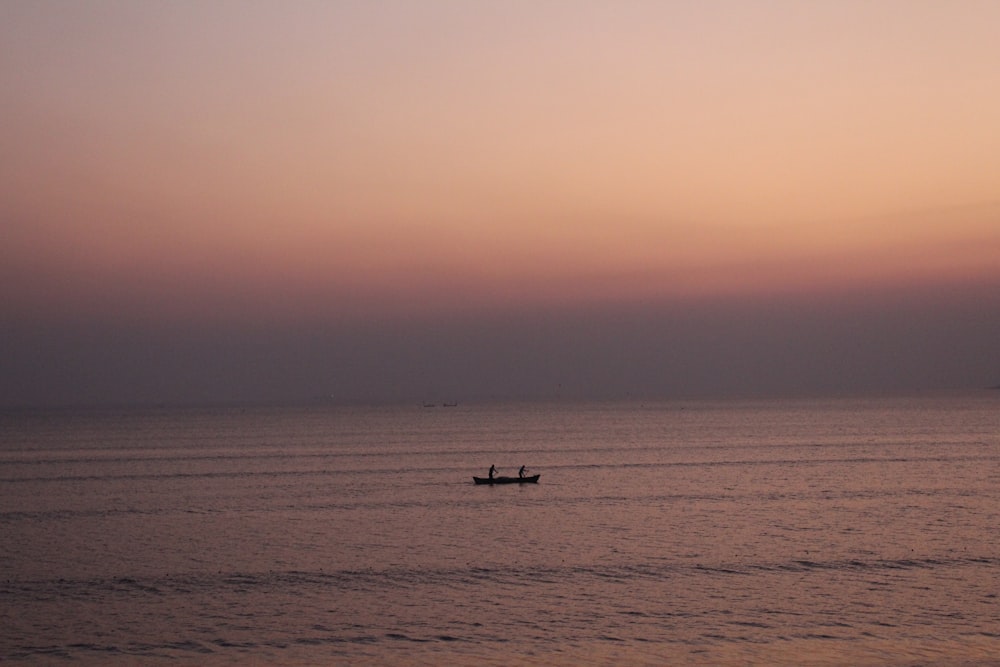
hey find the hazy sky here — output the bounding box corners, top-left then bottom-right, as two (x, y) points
(2, 0), (999, 406)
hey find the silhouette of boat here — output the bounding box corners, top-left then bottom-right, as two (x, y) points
(472, 474), (539, 485)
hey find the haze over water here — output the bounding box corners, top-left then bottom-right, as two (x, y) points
(3, 394), (999, 665)
(2, 1), (1000, 407)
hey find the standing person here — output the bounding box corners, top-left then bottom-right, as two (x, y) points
(519, 465), (526, 478)
(489, 464), (496, 480)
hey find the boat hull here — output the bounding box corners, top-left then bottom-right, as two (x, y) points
(473, 474), (539, 485)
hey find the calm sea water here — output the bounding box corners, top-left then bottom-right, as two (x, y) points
(2, 394), (999, 666)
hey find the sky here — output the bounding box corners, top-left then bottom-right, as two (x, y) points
(2, 0), (999, 407)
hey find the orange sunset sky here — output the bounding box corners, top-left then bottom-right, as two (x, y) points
(2, 1), (999, 405)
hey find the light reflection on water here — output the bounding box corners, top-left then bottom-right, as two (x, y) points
(2, 394), (1000, 665)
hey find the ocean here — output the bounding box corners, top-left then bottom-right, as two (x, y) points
(2, 393), (999, 665)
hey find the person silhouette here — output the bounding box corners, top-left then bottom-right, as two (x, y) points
(519, 465), (526, 478)
(488, 464), (497, 480)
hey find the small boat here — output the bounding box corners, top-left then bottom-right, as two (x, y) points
(473, 474), (540, 485)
